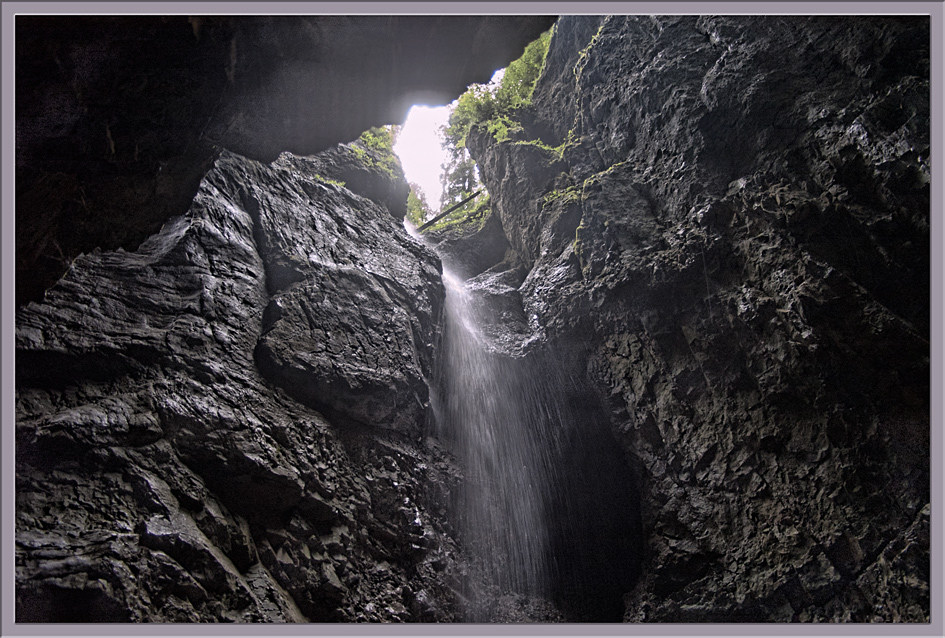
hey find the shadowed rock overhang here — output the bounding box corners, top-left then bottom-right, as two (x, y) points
(15, 14), (557, 306)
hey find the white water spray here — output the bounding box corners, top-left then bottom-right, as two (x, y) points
(405, 217), (640, 622)
(432, 266), (570, 619)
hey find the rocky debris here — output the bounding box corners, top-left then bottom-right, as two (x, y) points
(15, 145), (462, 621)
(15, 15), (557, 306)
(485, 593), (566, 623)
(463, 15), (930, 622)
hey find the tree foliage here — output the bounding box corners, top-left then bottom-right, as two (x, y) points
(493, 27), (553, 112)
(439, 149), (478, 210)
(352, 126), (401, 178)
(357, 125), (395, 154)
(406, 182), (433, 227)
(443, 27), (553, 150)
(443, 84), (499, 151)
(438, 27), (553, 214)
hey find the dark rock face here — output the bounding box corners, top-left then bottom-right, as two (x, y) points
(465, 15), (930, 622)
(15, 147), (464, 622)
(426, 203), (515, 280)
(249, 149), (442, 434)
(14, 13), (932, 625)
(15, 14), (557, 306)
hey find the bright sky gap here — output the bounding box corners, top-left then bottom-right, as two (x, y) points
(393, 69), (505, 215)
(393, 105), (451, 207)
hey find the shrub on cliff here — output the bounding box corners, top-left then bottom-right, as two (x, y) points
(437, 27), (553, 216)
(444, 27), (553, 149)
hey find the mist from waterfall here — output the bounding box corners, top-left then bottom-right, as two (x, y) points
(405, 218), (642, 622)
(431, 268), (567, 620)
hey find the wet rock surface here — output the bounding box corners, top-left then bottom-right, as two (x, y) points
(250, 149), (443, 434)
(426, 203), (515, 281)
(15, 15), (557, 306)
(15, 147), (464, 622)
(464, 15), (930, 622)
(14, 13), (932, 625)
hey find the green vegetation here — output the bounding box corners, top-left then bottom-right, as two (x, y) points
(542, 159), (634, 210)
(573, 22), (606, 84)
(435, 27), (554, 220)
(542, 182), (586, 207)
(351, 126), (402, 179)
(313, 174), (346, 188)
(406, 183), (433, 227)
(424, 192), (492, 235)
(357, 125), (395, 154)
(509, 127), (579, 162)
(439, 150), (479, 214)
(443, 27), (553, 151)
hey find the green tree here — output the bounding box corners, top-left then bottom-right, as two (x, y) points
(439, 147), (478, 210)
(437, 27), (553, 218)
(443, 27), (552, 150)
(406, 182), (433, 227)
(443, 84), (497, 151)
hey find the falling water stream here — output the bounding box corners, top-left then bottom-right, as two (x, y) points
(433, 269), (562, 619)
(407, 221), (642, 622)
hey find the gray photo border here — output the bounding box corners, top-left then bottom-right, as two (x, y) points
(2, 2), (942, 638)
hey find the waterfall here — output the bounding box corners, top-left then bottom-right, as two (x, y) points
(406, 219), (642, 622)
(432, 268), (565, 620)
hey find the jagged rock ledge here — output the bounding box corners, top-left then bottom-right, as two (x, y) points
(460, 14), (930, 622)
(15, 143), (466, 622)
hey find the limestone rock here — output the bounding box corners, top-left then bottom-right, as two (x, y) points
(15, 145), (458, 622)
(464, 14), (930, 622)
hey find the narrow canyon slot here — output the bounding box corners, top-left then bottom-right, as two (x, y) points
(12, 12), (931, 626)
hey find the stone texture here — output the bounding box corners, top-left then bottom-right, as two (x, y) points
(248, 148), (443, 434)
(464, 14), (930, 622)
(15, 14), (557, 306)
(15, 145), (462, 622)
(426, 201), (515, 280)
(14, 13), (932, 625)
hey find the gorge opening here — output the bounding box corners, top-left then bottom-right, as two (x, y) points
(13, 12), (932, 626)
(389, 30), (646, 620)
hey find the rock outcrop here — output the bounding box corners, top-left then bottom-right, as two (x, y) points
(464, 15), (930, 622)
(15, 141), (466, 622)
(14, 13), (932, 625)
(15, 14), (556, 306)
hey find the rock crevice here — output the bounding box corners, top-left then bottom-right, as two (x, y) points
(459, 14), (930, 622)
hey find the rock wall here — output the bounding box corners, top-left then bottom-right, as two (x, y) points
(464, 15), (930, 622)
(14, 13), (932, 624)
(15, 141), (468, 622)
(15, 14), (556, 306)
